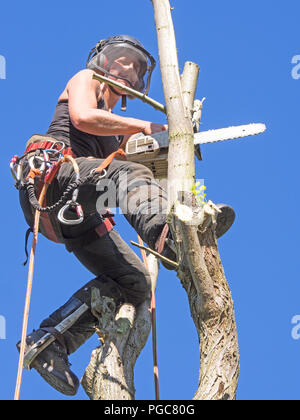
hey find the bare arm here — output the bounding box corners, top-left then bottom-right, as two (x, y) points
(67, 70), (167, 136)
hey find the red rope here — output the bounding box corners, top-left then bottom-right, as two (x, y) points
(137, 234), (160, 400)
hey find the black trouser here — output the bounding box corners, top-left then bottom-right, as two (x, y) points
(19, 156), (168, 307)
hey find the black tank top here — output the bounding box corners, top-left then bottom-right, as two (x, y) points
(46, 98), (123, 158)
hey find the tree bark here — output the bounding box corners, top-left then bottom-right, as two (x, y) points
(151, 0), (195, 211)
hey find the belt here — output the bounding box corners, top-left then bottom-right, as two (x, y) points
(25, 141), (76, 158)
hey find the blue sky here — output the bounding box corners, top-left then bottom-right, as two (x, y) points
(1, 0), (300, 400)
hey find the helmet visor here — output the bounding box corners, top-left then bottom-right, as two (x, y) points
(88, 42), (155, 95)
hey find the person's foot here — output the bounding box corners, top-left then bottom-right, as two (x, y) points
(214, 204), (236, 239)
(17, 329), (79, 396)
(156, 204), (236, 270)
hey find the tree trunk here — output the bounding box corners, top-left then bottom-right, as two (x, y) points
(151, 0), (240, 400)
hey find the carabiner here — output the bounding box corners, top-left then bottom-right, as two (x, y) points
(57, 201), (84, 225)
(43, 149), (63, 163)
(10, 159), (19, 182)
(10, 155), (23, 183)
(28, 155), (46, 172)
(49, 141), (65, 153)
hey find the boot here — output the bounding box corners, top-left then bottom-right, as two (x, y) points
(156, 204), (236, 270)
(17, 328), (79, 396)
(17, 275), (125, 396)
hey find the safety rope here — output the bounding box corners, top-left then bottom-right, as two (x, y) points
(137, 234), (160, 401)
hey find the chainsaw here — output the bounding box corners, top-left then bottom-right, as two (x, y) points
(125, 123), (266, 178)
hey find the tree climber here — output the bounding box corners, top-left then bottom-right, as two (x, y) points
(16, 35), (235, 396)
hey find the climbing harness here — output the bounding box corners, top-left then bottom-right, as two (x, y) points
(12, 134), (160, 400)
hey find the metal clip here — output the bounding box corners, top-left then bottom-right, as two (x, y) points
(49, 141), (65, 153)
(43, 149), (63, 162)
(90, 168), (107, 178)
(10, 156), (21, 182)
(57, 200), (84, 225)
(28, 155), (46, 172)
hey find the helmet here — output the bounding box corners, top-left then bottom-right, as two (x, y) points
(86, 35), (156, 96)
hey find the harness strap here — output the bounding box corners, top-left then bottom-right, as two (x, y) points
(95, 217), (116, 236)
(26, 142), (76, 158)
(94, 147), (127, 174)
(53, 143), (125, 247)
(40, 327), (68, 352)
(36, 161), (65, 244)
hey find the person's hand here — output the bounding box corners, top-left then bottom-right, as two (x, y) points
(142, 122), (168, 135)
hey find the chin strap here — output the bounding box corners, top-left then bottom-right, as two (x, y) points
(121, 95), (127, 112)
(107, 85), (127, 112)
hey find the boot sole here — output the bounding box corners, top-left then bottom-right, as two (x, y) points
(215, 204), (235, 238)
(31, 357), (79, 396)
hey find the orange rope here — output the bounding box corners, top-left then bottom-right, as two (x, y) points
(94, 148), (126, 174)
(14, 182), (48, 400)
(137, 234), (160, 401)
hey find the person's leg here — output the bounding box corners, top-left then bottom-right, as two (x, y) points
(54, 157), (235, 254)
(18, 223), (151, 396)
(18, 157), (155, 395)
(17, 273), (126, 396)
(67, 229), (152, 307)
(55, 157), (168, 249)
